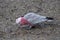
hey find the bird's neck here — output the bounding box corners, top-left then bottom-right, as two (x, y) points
(20, 17), (32, 26)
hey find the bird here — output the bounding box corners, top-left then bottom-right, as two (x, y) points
(16, 12), (54, 29)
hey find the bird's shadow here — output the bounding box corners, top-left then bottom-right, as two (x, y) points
(30, 22), (59, 30)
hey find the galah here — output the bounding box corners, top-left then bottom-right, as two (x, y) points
(16, 12), (54, 29)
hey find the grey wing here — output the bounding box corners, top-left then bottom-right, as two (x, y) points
(30, 15), (47, 24)
(24, 13), (36, 19)
(24, 13), (47, 24)
(24, 13), (37, 22)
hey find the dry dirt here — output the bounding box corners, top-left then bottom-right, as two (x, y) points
(0, 0), (60, 40)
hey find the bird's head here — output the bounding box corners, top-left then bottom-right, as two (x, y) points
(16, 16), (31, 26)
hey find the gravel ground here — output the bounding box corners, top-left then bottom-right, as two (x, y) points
(0, 0), (60, 40)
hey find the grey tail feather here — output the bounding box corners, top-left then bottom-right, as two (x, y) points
(46, 17), (54, 20)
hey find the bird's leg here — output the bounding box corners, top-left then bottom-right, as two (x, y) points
(20, 24), (32, 30)
(24, 25), (32, 30)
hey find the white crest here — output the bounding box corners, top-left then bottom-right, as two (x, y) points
(16, 17), (22, 24)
